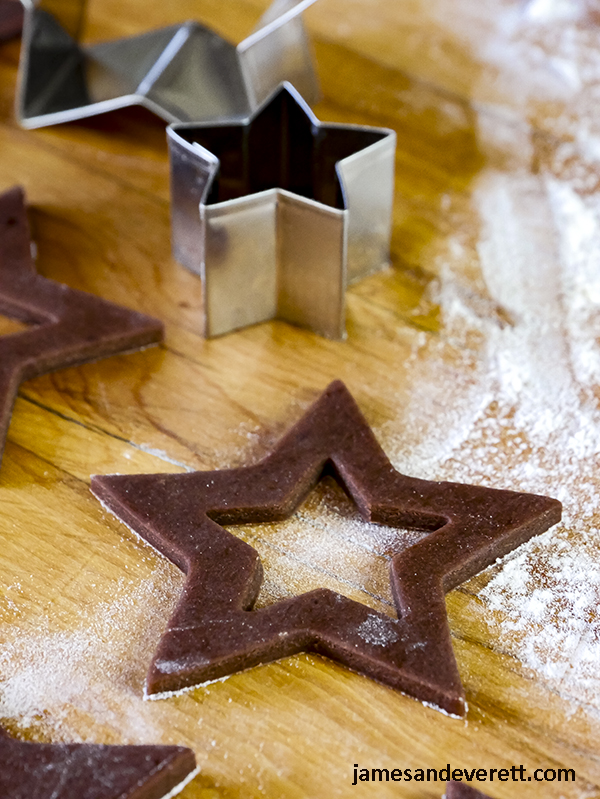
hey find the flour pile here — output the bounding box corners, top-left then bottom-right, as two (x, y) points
(384, 166), (600, 711)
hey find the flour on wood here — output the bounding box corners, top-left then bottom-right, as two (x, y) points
(381, 166), (600, 712)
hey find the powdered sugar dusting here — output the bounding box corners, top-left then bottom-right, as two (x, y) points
(424, 0), (600, 150)
(480, 531), (600, 705)
(235, 478), (428, 614)
(0, 562), (185, 743)
(381, 161), (600, 712)
(357, 615), (400, 647)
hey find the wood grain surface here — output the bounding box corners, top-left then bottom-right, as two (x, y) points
(1, 1), (599, 797)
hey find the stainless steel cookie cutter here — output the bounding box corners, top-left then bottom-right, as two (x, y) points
(17, 0), (320, 128)
(168, 83), (396, 339)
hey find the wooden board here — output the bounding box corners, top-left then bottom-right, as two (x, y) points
(1, 1), (599, 797)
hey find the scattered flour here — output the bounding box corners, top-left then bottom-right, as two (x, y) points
(480, 532), (600, 706)
(0, 563), (185, 744)
(357, 615), (400, 647)
(382, 166), (600, 713)
(425, 0), (600, 149)
(238, 478), (427, 614)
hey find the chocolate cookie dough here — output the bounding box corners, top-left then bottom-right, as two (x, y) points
(0, 0), (23, 41)
(445, 781), (493, 798)
(0, 186), (163, 469)
(0, 727), (197, 798)
(92, 381), (561, 715)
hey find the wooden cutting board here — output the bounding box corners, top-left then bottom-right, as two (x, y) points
(1, 1), (599, 797)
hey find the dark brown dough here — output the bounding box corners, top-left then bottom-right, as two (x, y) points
(0, 0), (22, 41)
(92, 381), (561, 715)
(0, 727), (197, 798)
(0, 186), (163, 468)
(445, 781), (493, 798)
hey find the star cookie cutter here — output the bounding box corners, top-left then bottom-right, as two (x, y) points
(0, 0), (23, 41)
(17, 0), (320, 129)
(168, 83), (396, 338)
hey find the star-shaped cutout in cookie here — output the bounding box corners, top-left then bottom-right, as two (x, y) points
(0, 727), (198, 798)
(0, 186), (163, 470)
(92, 381), (561, 716)
(168, 83), (396, 338)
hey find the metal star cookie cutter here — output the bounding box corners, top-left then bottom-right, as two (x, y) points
(168, 83), (396, 339)
(16, 0), (320, 129)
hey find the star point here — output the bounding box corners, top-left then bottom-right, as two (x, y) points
(0, 186), (163, 470)
(92, 381), (561, 715)
(0, 728), (197, 799)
